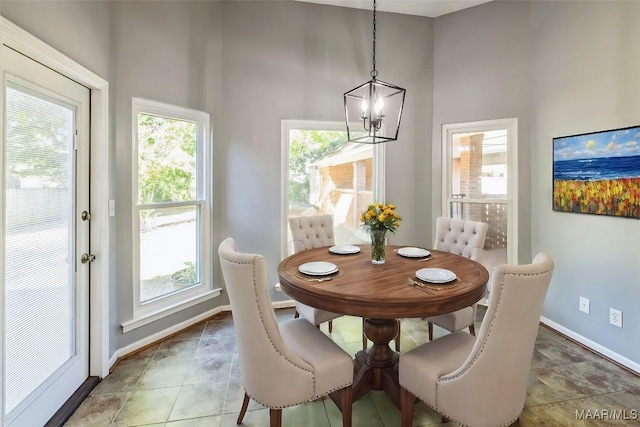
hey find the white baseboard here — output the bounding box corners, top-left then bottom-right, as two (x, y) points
(110, 305), (229, 369)
(110, 300), (297, 370)
(540, 316), (640, 375)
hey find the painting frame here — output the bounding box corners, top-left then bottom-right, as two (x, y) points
(553, 125), (640, 219)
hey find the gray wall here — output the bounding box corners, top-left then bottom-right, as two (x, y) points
(1, 0), (432, 354)
(433, 0), (639, 366)
(530, 1), (640, 364)
(111, 0), (223, 349)
(432, 0), (533, 263)
(6, 0), (636, 367)
(219, 1), (433, 298)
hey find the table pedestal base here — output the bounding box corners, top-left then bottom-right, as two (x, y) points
(329, 318), (402, 410)
(351, 350), (401, 407)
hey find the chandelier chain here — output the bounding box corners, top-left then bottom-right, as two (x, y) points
(371, 0), (378, 78)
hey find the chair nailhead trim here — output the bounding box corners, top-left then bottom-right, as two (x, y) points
(431, 266), (554, 427)
(220, 254), (317, 409)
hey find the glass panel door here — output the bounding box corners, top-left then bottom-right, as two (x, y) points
(2, 46), (89, 427)
(443, 119), (518, 266)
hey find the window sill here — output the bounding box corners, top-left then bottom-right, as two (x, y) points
(121, 288), (222, 333)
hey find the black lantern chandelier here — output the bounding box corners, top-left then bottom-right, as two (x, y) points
(344, 0), (406, 144)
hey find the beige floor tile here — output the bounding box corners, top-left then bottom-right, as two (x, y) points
(112, 387), (180, 426)
(65, 309), (640, 427)
(136, 358), (191, 389)
(166, 415), (221, 427)
(64, 392), (129, 427)
(168, 382), (228, 420)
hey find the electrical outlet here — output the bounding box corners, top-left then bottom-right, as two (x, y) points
(579, 296), (590, 314)
(610, 308), (623, 328)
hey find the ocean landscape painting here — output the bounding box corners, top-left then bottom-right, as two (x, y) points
(553, 126), (640, 218)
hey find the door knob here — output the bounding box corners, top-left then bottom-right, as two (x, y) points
(81, 253), (96, 264)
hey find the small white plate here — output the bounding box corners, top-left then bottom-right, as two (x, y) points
(397, 247), (431, 258)
(416, 268), (456, 283)
(329, 245), (361, 255)
(298, 261), (339, 276)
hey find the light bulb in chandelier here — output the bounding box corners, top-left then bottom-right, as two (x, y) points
(361, 99), (368, 115)
(374, 97), (384, 115)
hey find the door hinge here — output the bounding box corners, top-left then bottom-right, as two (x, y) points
(74, 130), (78, 150)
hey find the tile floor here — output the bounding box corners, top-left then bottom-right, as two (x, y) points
(64, 307), (640, 426)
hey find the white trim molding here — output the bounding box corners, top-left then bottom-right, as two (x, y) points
(0, 17), (111, 380)
(121, 289), (222, 333)
(115, 305), (229, 368)
(113, 301), (295, 369)
(541, 316), (640, 375)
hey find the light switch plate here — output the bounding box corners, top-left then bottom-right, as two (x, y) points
(579, 296), (590, 314)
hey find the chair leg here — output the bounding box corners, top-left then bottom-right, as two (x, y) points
(269, 408), (282, 427)
(341, 385), (353, 427)
(329, 320), (333, 333)
(469, 323), (476, 336)
(237, 392), (250, 424)
(362, 318), (367, 350)
(395, 319), (401, 351)
(294, 310), (300, 318)
(428, 322), (434, 341)
(400, 386), (416, 427)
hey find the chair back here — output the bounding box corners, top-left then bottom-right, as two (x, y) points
(288, 214), (335, 253)
(434, 217), (488, 259)
(437, 253), (555, 426)
(217, 238), (314, 407)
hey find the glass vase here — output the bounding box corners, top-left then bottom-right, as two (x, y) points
(370, 229), (387, 264)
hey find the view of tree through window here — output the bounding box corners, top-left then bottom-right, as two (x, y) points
(287, 128), (374, 253)
(136, 111), (203, 304)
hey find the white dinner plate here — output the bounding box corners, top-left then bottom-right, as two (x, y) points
(397, 247), (431, 258)
(416, 268), (457, 284)
(329, 245), (361, 255)
(298, 261), (339, 276)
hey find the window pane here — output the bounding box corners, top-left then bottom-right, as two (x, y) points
(288, 129), (372, 249)
(139, 205), (199, 303)
(451, 130), (508, 199)
(448, 127), (510, 251)
(137, 113), (197, 204)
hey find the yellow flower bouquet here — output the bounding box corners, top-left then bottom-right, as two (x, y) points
(360, 203), (402, 264)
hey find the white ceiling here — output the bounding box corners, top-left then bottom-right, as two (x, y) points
(294, 0), (493, 18)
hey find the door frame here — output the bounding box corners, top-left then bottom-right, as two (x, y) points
(0, 15), (110, 396)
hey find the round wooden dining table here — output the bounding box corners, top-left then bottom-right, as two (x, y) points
(277, 244), (489, 409)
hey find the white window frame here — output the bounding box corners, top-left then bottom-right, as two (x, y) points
(124, 98), (217, 333)
(280, 119), (385, 259)
(441, 118), (518, 264)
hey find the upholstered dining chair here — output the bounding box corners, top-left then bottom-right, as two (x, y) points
(425, 217), (489, 341)
(288, 214), (342, 333)
(218, 237), (353, 427)
(399, 253), (554, 427)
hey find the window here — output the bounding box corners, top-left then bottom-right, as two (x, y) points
(442, 118), (518, 265)
(281, 120), (385, 258)
(128, 98), (215, 328)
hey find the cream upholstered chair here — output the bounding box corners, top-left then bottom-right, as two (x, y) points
(425, 217), (489, 340)
(218, 238), (353, 427)
(399, 253), (554, 427)
(288, 214), (342, 332)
